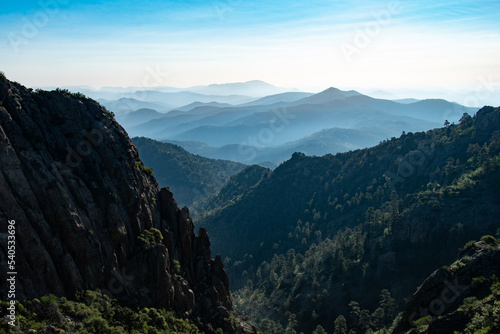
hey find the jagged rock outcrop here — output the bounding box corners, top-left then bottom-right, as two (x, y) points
(393, 240), (500, 333)
(0, 76), (255, 333)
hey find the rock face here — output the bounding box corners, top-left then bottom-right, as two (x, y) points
(392, 240), (500, 334)
(0, 77), (254, 333)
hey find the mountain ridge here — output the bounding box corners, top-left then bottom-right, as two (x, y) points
(197, 105), (500, 333)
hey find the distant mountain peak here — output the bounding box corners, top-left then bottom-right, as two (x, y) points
(295, 86), (362, 104)
(321, 87), (361, 95)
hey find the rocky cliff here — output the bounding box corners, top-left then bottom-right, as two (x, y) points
(0, 76), (254, 333)
(393, 238), (500, 334)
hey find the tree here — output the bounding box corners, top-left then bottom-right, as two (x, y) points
(359, 309), (372, 333)
(334, 315), (348, 334)
(348, 301), (360, 326)
(371, 307), (385, 329)
(444, 119), (450, 127)
(313, 324), (328, 334)
(285, 314), (298, 334)
(459, 113), (472, 125)
(380, 289), (398, 324)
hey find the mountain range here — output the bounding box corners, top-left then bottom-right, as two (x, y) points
(195, 106), (500, 333)
(131, 137), (246, 207)
(97, 84), (475, 167)
(1, 74), (498, 334)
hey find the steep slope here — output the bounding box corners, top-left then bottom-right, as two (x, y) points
(192, 165), (272, 220)
(132, 137), (246, 207)
(0, 76), (254, 333)
(199, 106), (500, 332)
(393, 237), (500, 334)
(200, 107), (500, 269)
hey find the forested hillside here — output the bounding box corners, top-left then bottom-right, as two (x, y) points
(198, 107), (500, 333)
(132, 137), (246, 207)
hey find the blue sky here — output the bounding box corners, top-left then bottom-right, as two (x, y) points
(1, 0), (499, 104)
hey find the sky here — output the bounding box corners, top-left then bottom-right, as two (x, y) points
(1, 0), (499, 105)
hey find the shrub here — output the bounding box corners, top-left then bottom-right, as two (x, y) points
(135, 161), (153, 176)
(459, 296), (481, 311)
(472, 276), (489, 287)
(83, 315), (110, 333)
(449, 260), (466, 274)
(491, 281), (500, 295)
(481, 235), (498, 245)
(172, 259), (182, 276)
(461, 240), (477, 251)
(138, 228), (163, 246)
(103, 107), (115, 120)
(55, 87), (71, 94)
(0, 291), (202, 333)
(71, 92), (87, 100)
(413, 315), (432, 331)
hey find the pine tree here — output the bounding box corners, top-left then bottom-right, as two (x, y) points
(333, 315), (347, 334)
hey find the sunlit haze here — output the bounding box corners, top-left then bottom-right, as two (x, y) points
(1, 0), (499, 106)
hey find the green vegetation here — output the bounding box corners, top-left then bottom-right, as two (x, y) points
(55, 88), (86, 101)
(52, 87), (115, 119)
(103, 106), (116, 120)
(481, 235), (498, 245)
(0, 291), (201, 334)
(138, 228), (163, 246)
(135, 161), (154, 176)
(132, 137), (246, 208)
(462, 240), (477, 252)
(413, 316), (432, 332)
(194, 164), (271, 219)
(198, 107), (500, 333)
(454, 277), (500, 334)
